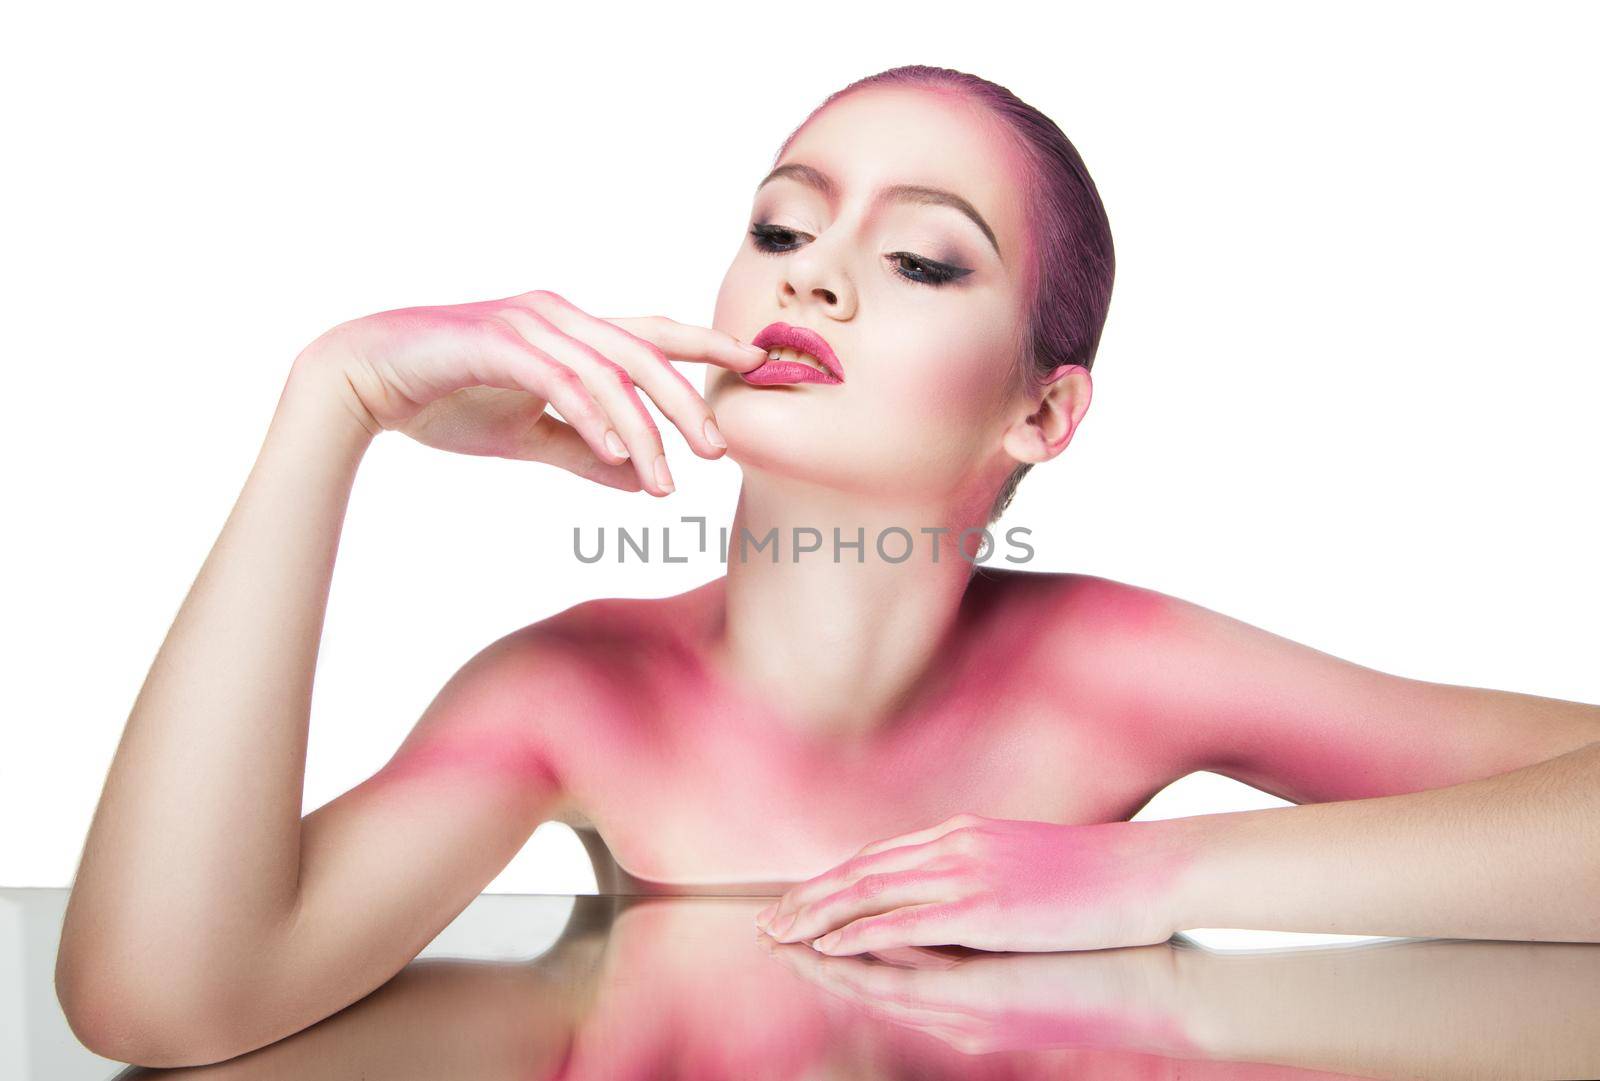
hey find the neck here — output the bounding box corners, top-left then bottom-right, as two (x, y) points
(705, 469), (992, 739)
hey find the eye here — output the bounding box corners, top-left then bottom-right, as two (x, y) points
(748, 223), (805, 253)
(747, 222), (974, 288)
(886, 252), (972, 288)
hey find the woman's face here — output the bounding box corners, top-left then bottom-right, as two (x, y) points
(707, 85), (1036, 513)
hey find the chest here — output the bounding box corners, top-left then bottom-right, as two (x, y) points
(547, 665), (1168, 891)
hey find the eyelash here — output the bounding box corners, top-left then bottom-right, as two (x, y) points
(747, 223), (973, 287)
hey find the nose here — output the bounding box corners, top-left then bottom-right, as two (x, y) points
(778, 236), (856, 320)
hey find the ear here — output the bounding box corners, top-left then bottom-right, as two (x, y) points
(1001, 363), (1092, 465)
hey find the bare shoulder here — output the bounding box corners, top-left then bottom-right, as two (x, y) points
(390, 593), (689, 767)
(968, 566), (1190, 644)
(966, 567), (1221, 779)
(979, 568), (1600, 803)
(511, 584), (718, 678)
(480, 591), (707, 720)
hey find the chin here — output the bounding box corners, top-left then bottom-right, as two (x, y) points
(716, 409), (834, 484)
(705, 372), (934, 499)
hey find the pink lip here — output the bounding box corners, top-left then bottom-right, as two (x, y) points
(742, 322), (845, 386)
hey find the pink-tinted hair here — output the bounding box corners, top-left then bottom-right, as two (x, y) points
(774, 65), (1116, 522)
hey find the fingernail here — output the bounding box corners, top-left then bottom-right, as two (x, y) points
(814, 932), (839, 951)
(742, 342), (769, 361)
(755, 902), (778, 926)
(703, 417), (727, 449)
(653, 454), (675, 493)
(603, 430), (628, 460)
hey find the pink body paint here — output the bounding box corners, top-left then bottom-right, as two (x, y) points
(367, 566), (1501, 900)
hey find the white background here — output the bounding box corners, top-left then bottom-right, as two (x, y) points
(2, 1), (1595, 897)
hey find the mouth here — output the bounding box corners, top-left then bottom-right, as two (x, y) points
(741, 322), (845, 386)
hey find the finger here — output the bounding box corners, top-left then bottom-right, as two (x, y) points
(518, 297), (734, 459)
(811, 959), (976, 1025)
(602, 312), (771, 372)
(763, 838), (948, 937)
(493, 307), (672, 495)
(812, 901), (959, 955)
(761, 815), (985, 931)
(464, 321), (620, 467)
(761, 938), (975, 1028)
(757, 938), (888, 1001)
(868, 945), (965, 970)
(922, 1023), (1003, 1057)
(852, 813), (989, 860)
(759, 927), (951, 976)
(773, 868), (956, 944)
(514, 414), (644, 492)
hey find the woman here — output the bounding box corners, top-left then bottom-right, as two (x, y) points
(56, 65), (1600, 1067)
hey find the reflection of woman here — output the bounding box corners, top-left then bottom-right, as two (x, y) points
(57, 64), (1600, 1067)
(113, 897), (1600, 1080)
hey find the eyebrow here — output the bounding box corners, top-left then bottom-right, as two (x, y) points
(755, 162), (1002, 261)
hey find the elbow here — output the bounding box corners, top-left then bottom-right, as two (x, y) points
(55, 949), (255, 1067)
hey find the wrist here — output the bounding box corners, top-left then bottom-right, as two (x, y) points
(1148, 813), (1234, 934)
(280, 346), (381, 456)
(1166, 941), (1235, 1058)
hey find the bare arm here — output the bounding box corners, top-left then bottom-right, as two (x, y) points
(1051, 574), (1600, 804)
(1080, 576), (1600, 942)
(53, 359), (567, 1065)
(116, 960), (580, 1081)
(55, 292), (764, 1067)
(1168, 738), (1600, 942)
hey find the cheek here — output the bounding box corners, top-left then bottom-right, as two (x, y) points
(711, 253), (762, 338)
(863, 331), (1013, 439)
(815, 344), (1008, 495)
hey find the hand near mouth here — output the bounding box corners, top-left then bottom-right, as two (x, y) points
(295, 290), (769, 496)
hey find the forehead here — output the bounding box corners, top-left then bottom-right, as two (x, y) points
(775, 85), (1030, 261)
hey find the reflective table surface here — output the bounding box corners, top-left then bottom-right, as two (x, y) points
(7, 887), (1599, 1079)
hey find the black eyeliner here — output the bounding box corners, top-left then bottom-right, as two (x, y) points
(747, 223), (972, 287)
